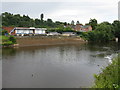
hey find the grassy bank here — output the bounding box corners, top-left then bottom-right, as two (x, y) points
(93, 54), (120, 88)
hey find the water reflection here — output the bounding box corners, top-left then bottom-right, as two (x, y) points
(2, 42), (120, 88)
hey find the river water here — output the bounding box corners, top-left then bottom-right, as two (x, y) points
(2, 42), (120, 88)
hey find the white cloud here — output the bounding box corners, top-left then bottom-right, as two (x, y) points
(1, 0), (120, 3)
(1, 0), (120, 24)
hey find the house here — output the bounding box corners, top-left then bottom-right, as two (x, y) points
(47, 32), (60, 36)
(81, 25), (92, 32)
(62, 32), (76, 36)
(68, 21), (92, 32)
(74, 25), (92, 32)
(74, 24), (83, 31)
(35, 28), (46, 35)
(2, 27), (47, 36)
(13, 27), (35, 36)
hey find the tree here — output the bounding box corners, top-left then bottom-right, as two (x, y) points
(2, 30), (8, 35)
(89, 18), (98, 30)
(46, 19), (54, 27)
(93, 22), (114, 42)
(112, 20), (120, 42)
(35, 19), (41, 27)
(76, 21), (80, 25)
(64, 27), (73, 32)
(2, 12), (14, 26)
(63, 22), (67, 26)
(71, 20), (74, 25)
(81, 22), (115, 42)
(40, 13), (44, 21)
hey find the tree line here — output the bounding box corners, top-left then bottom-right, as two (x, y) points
(1, 12), (67, 28)
(1, 12), (120, 42)
(80, 20), (120, 42)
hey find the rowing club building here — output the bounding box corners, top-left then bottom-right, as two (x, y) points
(2, 27), (47, 36)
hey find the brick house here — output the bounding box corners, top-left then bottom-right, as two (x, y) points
(74, 25), (92, 32)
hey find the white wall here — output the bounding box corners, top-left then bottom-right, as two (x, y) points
(35, 28), (46, 34)
(15, 28), (46, 34)
(16, 29), (33, 34)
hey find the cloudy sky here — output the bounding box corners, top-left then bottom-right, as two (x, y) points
(1, 0), (120, 24)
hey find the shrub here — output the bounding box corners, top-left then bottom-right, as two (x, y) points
(2, 35), (16, 46)
(9, 35), (16, 44)
(2, 30), (8, 35)
(93, 54), (120, 88)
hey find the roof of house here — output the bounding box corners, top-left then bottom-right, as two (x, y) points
(2, 27), (15, 33)
(15, 27), (34, 29)
(81, 25), (91, 29)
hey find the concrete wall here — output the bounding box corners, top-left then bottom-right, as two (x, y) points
(16, 36), (85, 46)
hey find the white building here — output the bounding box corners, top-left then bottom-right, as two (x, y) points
(47, 32), (60, 36)
(35, 28), (46, 34)
(15, 27), (34, 35)
(10, 27), (46, 36)
(62, 32), (76, 36)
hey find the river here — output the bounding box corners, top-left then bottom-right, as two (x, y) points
(2, 42), (120, 88)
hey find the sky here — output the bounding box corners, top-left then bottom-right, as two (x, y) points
(1, 0), (120, 24)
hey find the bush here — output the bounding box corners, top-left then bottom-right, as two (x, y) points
(9, 35), (16, 44)
(2, 30), (8, 35)
(93, 54), (120, 88)
(2, 35), (16, 46)
(2, 41), (13, 46)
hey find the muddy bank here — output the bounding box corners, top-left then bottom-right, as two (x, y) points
(16, 36), (86, 47)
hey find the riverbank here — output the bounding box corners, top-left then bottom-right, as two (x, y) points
(93, 53), (120, 88)
(15, 36), (86, 47)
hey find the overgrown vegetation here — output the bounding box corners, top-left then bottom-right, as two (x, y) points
(1, 29), (16, 46)
(1, 12), (67, 28)
(80, 21), (120, 42)
(1, 12), (120, 43)
(2, 35), (16, 46)
(93, 54), (120, 88)
(46, 27), (75, 33)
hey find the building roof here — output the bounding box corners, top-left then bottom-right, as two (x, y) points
(15, 27), (34, 29)
(81, 25), (91, 29)
(2, 27), (15, 33)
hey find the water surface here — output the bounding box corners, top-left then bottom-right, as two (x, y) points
(2, 42), (119, 88)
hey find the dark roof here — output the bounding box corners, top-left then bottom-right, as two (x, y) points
(81, 25), (91, 29)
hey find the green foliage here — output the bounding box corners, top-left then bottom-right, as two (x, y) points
(1, 12), (66, 28)
(79, 32), (89, 40)
(89, 18), (98, 30)
(80, 22), (115, 42)
(46, 27), (74, 33)
(2, 30), (8, 35)
(2, 40), (13, 46)
(40, 13), (44, 21)
(2, 35), (16, 46)
(112, 20), (120, 42)
(93, 54), (120, 88)
(9, 35), (16, 44)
